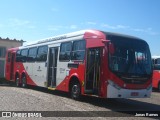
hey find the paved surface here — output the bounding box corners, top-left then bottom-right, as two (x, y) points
(0, 85), (160, 120)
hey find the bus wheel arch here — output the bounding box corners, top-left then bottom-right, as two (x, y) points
(21, 73), (27, 88)
(69, 76), (81, 100)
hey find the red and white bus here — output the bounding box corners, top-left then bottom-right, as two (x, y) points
(5, 29), (152, 99)
(152, 56), (160, 91)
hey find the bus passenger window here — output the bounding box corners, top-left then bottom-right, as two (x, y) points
(37, 46), (48, 62)
(27, 47), (37, 62)
(71, 40), (85, 61)
(59, 42), (72, 61)
(21, 49), (28, 62)
(16, 50), (21, 62)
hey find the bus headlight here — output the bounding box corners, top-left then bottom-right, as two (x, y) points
(108, 80), (121, 90)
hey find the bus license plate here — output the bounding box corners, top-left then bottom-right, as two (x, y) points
(131, 92), (139, 96)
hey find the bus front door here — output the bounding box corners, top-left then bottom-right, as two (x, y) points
(85, 48), (101, 95)
(48, 47), (58, 88)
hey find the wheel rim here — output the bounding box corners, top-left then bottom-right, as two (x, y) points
(72, 84), (80, 98)
(16, 77), (19, 86)
(22, 76), (26, 87)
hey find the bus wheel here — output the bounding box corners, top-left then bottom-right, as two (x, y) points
(15, 77), (20, 87)
(70, 82), (81, 100)
(21, 75), (27, 88)
(158, 83), (160, 92)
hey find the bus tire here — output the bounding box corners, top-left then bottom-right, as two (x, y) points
(21, 75), (27, 88)
(70, 82), (81, 100)
(158, 82), (160, 92)
(15, 76), (20, 87)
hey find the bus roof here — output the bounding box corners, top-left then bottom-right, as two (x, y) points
(25, 30), (87, 46)
(102, 31), (143, 41)
(24, 29), (145, 47)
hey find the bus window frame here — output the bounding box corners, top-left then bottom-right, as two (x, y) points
(27, 47), (37, 62)
(59, 42), (72, 62)
(36, 45), (48, 62)
(71, 40), (86, 61)
(21, 49), (28, 62)
(16, 50), (22, 62)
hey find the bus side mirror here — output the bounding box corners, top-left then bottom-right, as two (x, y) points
(109, 43), (115, 55)
(102, 39), (110, 43)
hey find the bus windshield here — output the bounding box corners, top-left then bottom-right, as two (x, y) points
(108, 37), (152, 78)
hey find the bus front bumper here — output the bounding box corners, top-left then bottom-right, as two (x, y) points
(107, 83), (152, 98)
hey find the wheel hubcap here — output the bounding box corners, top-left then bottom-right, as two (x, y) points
(22, 77), (26, 87)
(16, 78), (19, 86)
(72, 85), (79, 97)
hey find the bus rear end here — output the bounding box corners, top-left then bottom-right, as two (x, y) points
(5, 48), (17, 81)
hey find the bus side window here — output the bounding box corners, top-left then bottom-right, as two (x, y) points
(37, 46), (48, 62)
(27, 47), (37, 62)
(16, 50), (21, 62)
(59, 42), (72, 61)
(21, 49), (28, 62)
(71, 40), (86, 61)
